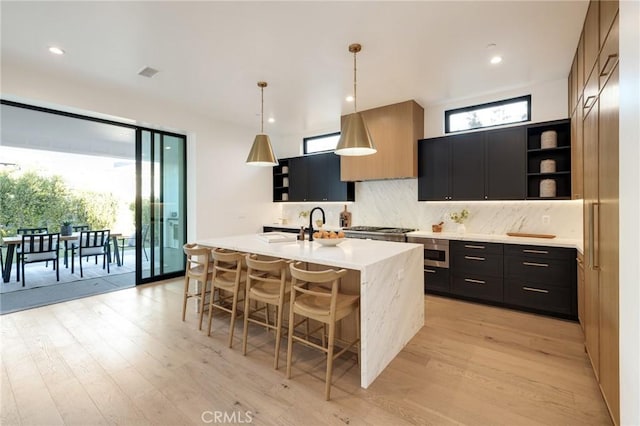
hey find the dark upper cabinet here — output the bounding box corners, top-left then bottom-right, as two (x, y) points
(418, 125), (527, 201)
(418, 137), (451, 201)
(486, 127), (526, 200)
(278, 152), (354, 202)
(287, 156), (308, 202)
(450, 133), (486, 200)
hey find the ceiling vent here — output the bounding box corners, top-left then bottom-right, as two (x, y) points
(138, 66), (159, 78)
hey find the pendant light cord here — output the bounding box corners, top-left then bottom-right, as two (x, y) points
(260, 85), (264, 133)
(353, 50), (358, 113)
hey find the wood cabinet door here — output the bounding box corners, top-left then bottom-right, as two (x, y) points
(597, 64), (619, 424)
(418, 137), (451, 201)
(450, 133), (485, 200)
(600, 0), (619, 48)
(571, 105), (584, 199)
(583, 0), (600, 80)
(582, 97), (600, 379)
(577, 253), (585, 330)
(485, 127), (526, 200)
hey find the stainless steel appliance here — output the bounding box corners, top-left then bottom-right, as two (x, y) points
(406, 236), (450, 268)
(342, 226), (415, 242)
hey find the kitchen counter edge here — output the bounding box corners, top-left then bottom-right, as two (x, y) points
(407, 231), (583, 254)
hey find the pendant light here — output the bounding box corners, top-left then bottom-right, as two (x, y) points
(246, 81), (278, 166)
(335, 43), (377, 156)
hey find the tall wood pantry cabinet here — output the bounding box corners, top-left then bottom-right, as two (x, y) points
(569, 1), (619, 423)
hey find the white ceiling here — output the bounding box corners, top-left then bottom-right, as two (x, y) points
(1, 1), (588, 136)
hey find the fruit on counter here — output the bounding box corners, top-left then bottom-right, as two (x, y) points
(313, 230), (345, 239)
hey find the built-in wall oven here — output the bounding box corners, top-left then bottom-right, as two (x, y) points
(407, 237), (450, 294)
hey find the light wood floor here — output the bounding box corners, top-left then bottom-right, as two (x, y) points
(1, 278), (611, 425)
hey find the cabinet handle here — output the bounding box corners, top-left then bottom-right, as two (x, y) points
(465, 244), (485, 249)
(523, 261), (549, 268)
(523, 286), (549, 294)
(600, 54), (619, 77)
(593, 202), (600, 269)
(465, 256), (485, 261)
(424, 269), (436, 274)
(465, 278), (485, 285)
(584, 95), (596, 109)
(523, 249), (548, 254)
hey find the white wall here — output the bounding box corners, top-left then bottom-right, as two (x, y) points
(424, 78), (569, 138)
(0, 61), (279, 241)
(619, 1), (640, 424)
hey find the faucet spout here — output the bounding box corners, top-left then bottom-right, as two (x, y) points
(308, 207), (326, 241)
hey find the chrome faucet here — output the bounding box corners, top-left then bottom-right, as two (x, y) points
(308, 207), (325, 241)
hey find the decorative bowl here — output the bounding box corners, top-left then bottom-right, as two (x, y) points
(314, 238), (346, 247)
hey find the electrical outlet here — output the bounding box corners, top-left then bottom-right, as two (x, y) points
(542, 215), (551, 225)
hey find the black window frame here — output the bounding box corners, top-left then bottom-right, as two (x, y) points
(444, 94), (532, 134)
(303, 131), (341, 154)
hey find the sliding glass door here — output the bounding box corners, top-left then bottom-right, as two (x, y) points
(137, 129), (187, 283)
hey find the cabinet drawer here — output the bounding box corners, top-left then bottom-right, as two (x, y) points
(451, 240), (503, 255)
(504, 280), (571, 315)
(599, 13), (619, 89)
(504, 244), (574, 260)
(423, 266), (450, 293)
(504, 256), (571, 287)
(451, 274), (503, 303)
(452, 252), (503, 277)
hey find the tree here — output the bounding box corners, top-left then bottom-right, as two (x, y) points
(0, 170), (118, 237)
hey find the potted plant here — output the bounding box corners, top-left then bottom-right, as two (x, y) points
(61, 221), (73, 236)
(449, 209), (469, 233)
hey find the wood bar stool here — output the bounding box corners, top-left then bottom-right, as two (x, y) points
(206, 248), (247, 348)
(286, 263), (360, 400)
(182, 243), (214, 330)
(242, 255), (291, 370)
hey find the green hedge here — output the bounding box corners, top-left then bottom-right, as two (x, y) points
(0, 171), (118, 238)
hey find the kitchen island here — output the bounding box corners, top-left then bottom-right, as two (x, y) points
(198, 234), (424, 388)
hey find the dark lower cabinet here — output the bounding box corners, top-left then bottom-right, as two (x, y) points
(430, 240), (577, 320)
(423, 266), (450, 293)
(503, 244), (577, 317)
(450, 240), (504, 303)
(451, 274), (503, 303)
(504, 281), (572, 315)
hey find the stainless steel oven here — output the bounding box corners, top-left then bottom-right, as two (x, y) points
(407, 237), (449, 268)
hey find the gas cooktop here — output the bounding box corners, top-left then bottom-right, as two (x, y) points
(343, 226), (415, 233)
(341, 226), (415, 242)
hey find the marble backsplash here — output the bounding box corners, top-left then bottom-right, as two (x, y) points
(276, 179), (583, 239)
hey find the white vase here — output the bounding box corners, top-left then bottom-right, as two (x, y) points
(456, 223), (466, 234)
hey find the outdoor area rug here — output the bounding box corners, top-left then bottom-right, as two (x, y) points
(0, 272), (134, 314)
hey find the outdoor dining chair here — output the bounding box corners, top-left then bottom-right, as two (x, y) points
(71, 229), (111, 277)
(16, 233), (60, 286)
(17, 227), (49, 235)
(63, 225), (90, 267)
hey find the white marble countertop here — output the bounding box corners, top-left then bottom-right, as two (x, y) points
(407, 230), (583, 253)
(262, 224), (583, 253)
(198, 234), (422, 270)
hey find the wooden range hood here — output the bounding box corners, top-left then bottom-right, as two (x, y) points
(340, 99), (424, 182)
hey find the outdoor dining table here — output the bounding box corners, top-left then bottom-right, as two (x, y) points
(1, 232), (122, 283)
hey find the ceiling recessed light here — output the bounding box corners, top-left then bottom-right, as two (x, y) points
(345, 95), (354, 102)
(268, 117), (275, 123)
(48, 46), (65, 55)
(490, 55), (503, 64)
